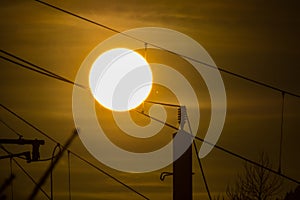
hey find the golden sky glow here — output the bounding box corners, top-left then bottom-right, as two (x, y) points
(1, 0), (300, 199)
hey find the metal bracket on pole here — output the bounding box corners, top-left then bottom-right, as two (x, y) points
(0, 138), (45, 161)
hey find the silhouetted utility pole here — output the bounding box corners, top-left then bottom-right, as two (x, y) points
(145, 103), (193, 199)
(173, 106), (192, 200)
(173, 132), (192, 200)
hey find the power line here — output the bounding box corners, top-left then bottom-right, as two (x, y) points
(12, 158), (51, 200)
(0, 104), (150, 200)
(1, 55), (63, 82)
(0, 145), (51, 200)
(2, 49), (299, 184)
(50, 144), (61, 200)
(0, 55), (75, 87)
(0, 51), (85, 89)
(135, 108), (300, 185)
(193, 135), (299, 185)
(193, 141), (212, 200)
(28, 130), (77, 200)
(34, 0), (144, 44)
(0, 119), (23, 138)
(185, 116), (212, 200)
(69, 151), (150, 200)
(2, 48), (299, 184)
(3, 0), (300, 189)
(1, 104), (57, 144)
(1, 50), (69, 82)
(34, 0), (300, 99)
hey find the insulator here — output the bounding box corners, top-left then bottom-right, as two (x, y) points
(177, 107), (181, 124)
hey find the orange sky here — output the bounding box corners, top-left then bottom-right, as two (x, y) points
(1, 0), (300, 199)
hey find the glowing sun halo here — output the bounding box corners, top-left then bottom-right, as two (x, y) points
(89, 48), (153, 111)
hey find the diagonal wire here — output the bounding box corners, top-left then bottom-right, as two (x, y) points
(1, 104), (58, 144)
(185, 116), (212, 200)
(0, 104), (150, 200)
(0, 52), (86, 89)
(69, 151), (150, 200)
(192, 142), (212, 200)
(0, 119), (23, 138)
(1, 50), (69, 81)
(12, 159), (51, 200)
(0, 145), (51, 200)
(134, 108), (300, 184)
(34, 0), (300, 99)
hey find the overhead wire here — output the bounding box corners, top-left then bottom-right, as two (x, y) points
(11, 0), (300, 177)
(28, 129), (77, 200)
(0, 119), (23, 138)
(0, 104), (150, 200)
(0, 145), (51, 200)
(34, 0), (300, 99)
(12, 158), (51, 200)
(1, 0), (299, 196)
(0, 118), (63, 163)
(135, 108), (300, 184)
(69, 151), (150, 200)
(1, 104), (57, 144)
(50, 143), (61, 200)
(186, 116), (212, 200)
(2, 20), (296, 185)
(0, 51), (85, 89)
(1, 28), (299, 188)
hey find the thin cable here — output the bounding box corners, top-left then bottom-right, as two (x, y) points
(3, 1), (299, 183)
(1, 104), (57, 144)
(1, 104), (150, 200)
(35, 0), (144, 43)
(12, 159), (51, 200)
(70, 151), (150, 200)
(192, 141), (212, 200)
(9, 158), (14, 200)
(134, 109), (300, 184)
(0, 119), (23, 138)
(34, 0), (300, 99)
(186, 116), (212, 200)
(1, 50), (69, 82)
(67, 151), (71, 200)
(0, 145), (50, 200)
(0, 56), (68, 84)
(50, 144), (61, 200)
(278, 92), (285, 173)
(195, 136), (300, 184)
(0, 54), (85, 89)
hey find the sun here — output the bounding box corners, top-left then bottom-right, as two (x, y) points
(89, 48), (153, 111)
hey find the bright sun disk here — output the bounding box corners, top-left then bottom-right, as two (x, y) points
(89, 48), (153, 111)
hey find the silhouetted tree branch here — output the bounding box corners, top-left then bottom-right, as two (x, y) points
(227, 153), (283, 200)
